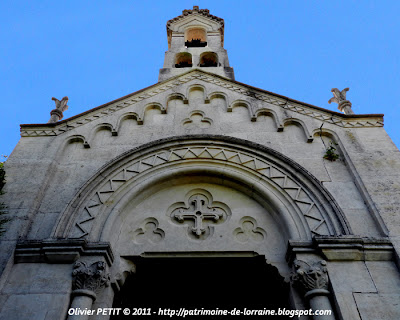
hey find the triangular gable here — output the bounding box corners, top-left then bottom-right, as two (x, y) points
(20, 69), (384, 137)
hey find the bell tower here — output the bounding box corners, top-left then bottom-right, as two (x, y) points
(159, 6), (235, 82)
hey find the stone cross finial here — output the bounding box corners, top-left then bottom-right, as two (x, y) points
(328, 88), (354, 115)
(48, 96), (69, 123)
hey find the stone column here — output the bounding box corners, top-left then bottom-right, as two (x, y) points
(68, 261), (110, 320)
(291, 260), (335, 320)
(337, 100), (354, 115)
(49, 108), (64, 123)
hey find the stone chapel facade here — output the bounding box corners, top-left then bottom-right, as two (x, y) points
(1, 6), (400, 320)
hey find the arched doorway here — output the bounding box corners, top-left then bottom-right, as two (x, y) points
(111, 254), (291, 320)
(55, 135), (348, 318)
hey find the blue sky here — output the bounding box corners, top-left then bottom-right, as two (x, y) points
(1, 1), (399, 157)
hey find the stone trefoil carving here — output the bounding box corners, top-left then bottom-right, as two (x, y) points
(72, 261), (110, 295)
(49, 96), (69, 123)
(328, 88), (354, 115)
(291, 260), (329, 297)
(233, 216), (267, 243)
(168, 189), (231, 240)
(132, 217), (165, 244)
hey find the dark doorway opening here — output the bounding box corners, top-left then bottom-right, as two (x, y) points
(111, 255), (291, 319)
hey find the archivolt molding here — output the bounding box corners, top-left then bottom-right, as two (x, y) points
(54, 135), (351, 240)
(20, 71), (383, 138)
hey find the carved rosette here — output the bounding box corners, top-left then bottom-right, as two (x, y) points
(72, 261), (110, 299)
(291, 260), (329, 299)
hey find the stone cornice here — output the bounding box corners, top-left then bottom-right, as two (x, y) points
(166, 7), (224, 31)
(286, 236), (394, 263)
(14, 239), (114, 266)
(20, 70), (384, 137)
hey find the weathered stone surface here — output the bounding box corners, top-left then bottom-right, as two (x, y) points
(0, 5), (399, 320)
(327, 262), (377, 293)
(2, 263), (72, 294)
(354, 293), (400, 320)
(0, 293), (69, 320)
(365, 261), (400, 294)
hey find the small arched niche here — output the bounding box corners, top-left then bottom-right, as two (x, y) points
(175, 52), (193, 68)
(185, 27), (207, 47)
(200, 52), (218, 67)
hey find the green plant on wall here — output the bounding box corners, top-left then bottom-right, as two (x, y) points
(0, 155), (9, 237)
(323, 143), (340, 162)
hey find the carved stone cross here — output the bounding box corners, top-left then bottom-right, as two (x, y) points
(173, 195), (223, 236)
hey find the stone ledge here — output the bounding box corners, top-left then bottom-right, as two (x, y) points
(14, 240), (114, 266)
(286, 236), (394, 263)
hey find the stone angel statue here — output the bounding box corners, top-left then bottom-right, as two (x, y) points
(328, 87), (354, 115)
(328, 88), (349, 105)
(48, 96), (69, 123)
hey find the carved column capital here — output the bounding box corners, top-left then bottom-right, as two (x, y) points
(72, 261), (110, 299)
(291, 259), (329, 298)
